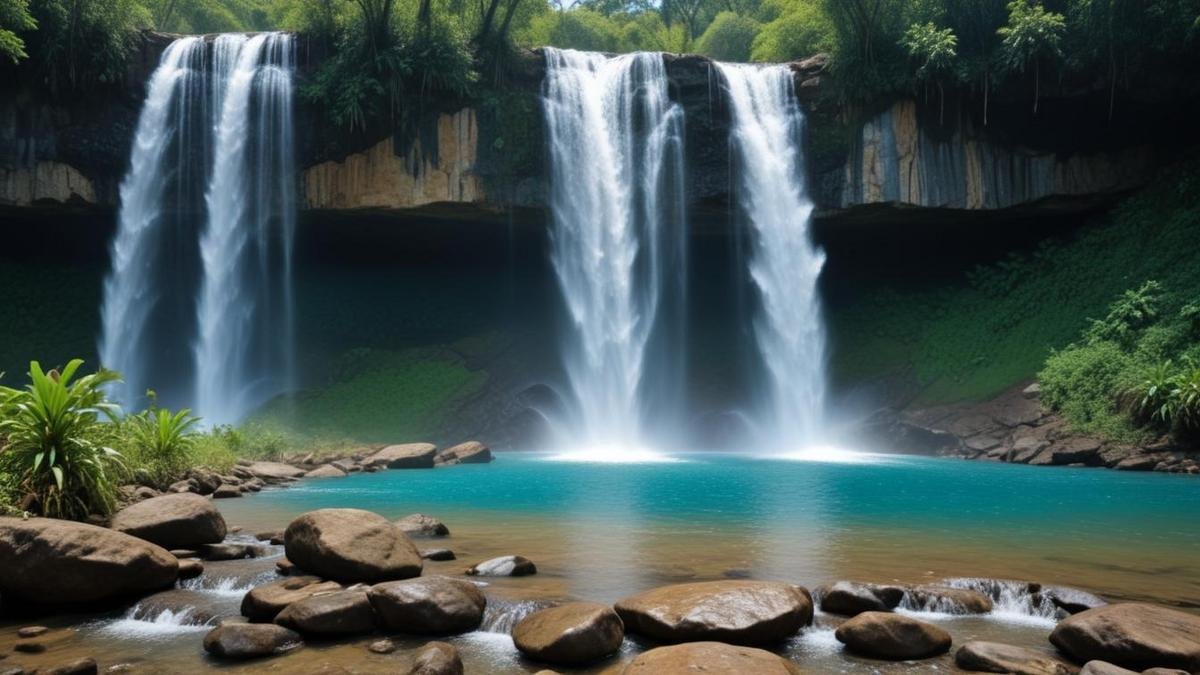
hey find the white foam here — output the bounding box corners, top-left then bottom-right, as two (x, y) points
(541, 445), (685, 464)
(793, 627), (842, 655)
(763, 444), (892, 465)
(95, 608), (212, 638)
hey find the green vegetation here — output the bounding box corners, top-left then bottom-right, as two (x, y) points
(830, 160), (1200, 408)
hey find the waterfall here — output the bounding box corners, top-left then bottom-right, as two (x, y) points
(194, 33), (296, 426)
(99, 34), (295, 423)
(99, 37), (207, 408)
(541, 48), (686, 452)
(717, 63), (827, 447)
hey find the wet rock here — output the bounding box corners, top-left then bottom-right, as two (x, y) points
(618, 642), (801, 674)
(275, 590), (376, 636)
(0, 516), (177, 605)
(1115, 455), (1159, 471)
(434, 441), (493, 465)
(1078, 661), (1137, 674)
(366, 443), (437, 469)
(241, 576), (345, 620)
(188, 469), (223, 494)
(368, 576), (486, 634)
(255, 530), (285, 545)
(396, 514), (450, 537)
(245, 461), (307, 482)
(14, 641), (46, 653)
(955, 640), (1077, 674)
(1030, 438), (1103, 466)
(276, 558), (297, 576)
(368, 638), (397, 654)
(202, 623), (302, 660)
(905, 585), (993, 614)
(200, 542), (271, 561)
(466, 555), (536, 577)
(178, 559), (204, 579)
(1049, 603), (1200, 671)
(41, 658), (97, 675)
(420, 548), (456, 561)
(212, 485), (242, 498)
(284, 508), (423, 582)
(834, 611), (952, 660)
(409, 641), (463, 675)
(17, 626), (48, 638)
(1041, 585), (1106, 614)
(816, 581), (904, 616)
(513, 601), (624, 666)
(304, 465), (346, 479)
(167, 478), (199, 493)
(615, 580), (812, 646)
(135, 588), (238, 624)
(992, 396), (1046, 427)
(331, 460), (360, 473)
(110, 493), (227, 549)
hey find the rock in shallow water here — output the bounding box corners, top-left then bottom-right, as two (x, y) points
(304, 464), (347, 479)
(618, 642), (801, 674)
(368, 576), (486, 634)
(435, 441), (492, 465)
(366, 444), (437, 469)
(409, 641), (463, 675)
(396, 514), (450, 537)
(241, 576), (344, 621)
(466, 555), (537, 577)
(109, 493), (227, 549)
(955, 640), (1077, 674)
(513, 601), (624, 666)
(420, 548), (456, 561)
(904, 584), (993, 614)
(1049, 603), (1200, 672)
(615, 580), (813, 646)
(816, 581), (905, 616)
(275, 590), (376, 635)
(284, 508), (423, 582)
(834, 611), (952, 660)
(203, 623), (302, 659)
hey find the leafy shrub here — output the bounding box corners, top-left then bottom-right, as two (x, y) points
(522, 9), (623, 52)
(124, 402), (201, 486)
(1083, 280), (1163, 347)
(695, 11), (759, 62)
(1039, 339), (1136, 439)
(750, 0), (833, 62)
(0, 360), (123, 519)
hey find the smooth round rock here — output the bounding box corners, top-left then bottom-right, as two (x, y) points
(368, 576), (486, 635)
(955, 640), (1077, 674)
(367, 444), (437, 469)
(834, 611), (952, 660)
(284, 508), (422, 583)
(40, 658), (97, 675)
(409, 641), (463, 675)
(275, 590), (375, 635)
(203, 623), (302, 659)
(619, 642), (801, 674)
(817, 581), (905, 616)
(905, 585), (994, 614)
(396, 514), (450, 537)
(304, 465), (347, 479)
(110, 493), (227, 549)
(614, 580), (813, 646)
(17, 626), (48, 638)
(177, 559), (204, 579)
(1050, 603), (1200, 671)
(241, 576), (344, 620)
(466, 555), (536, 577)
(513, 602), (624, 665)
(420, 548), (456, 561)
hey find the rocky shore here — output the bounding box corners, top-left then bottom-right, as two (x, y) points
(889, 384), (1200, 475)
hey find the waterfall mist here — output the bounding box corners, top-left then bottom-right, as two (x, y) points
(99, 34), (296, 423)
(541, 48), (687, 453)
(717, 62), (828, 448)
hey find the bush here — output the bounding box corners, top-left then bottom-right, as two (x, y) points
(0, 360), (123, 520)
(1039, 339), (1137, 439)
(695, 11), (759, 62)
(750, 0), (832, 62)
(522, 9), (624, 52)
(123, 402), (201, 487)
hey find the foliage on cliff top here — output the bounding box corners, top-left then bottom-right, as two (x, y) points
(829, 158), (1200, 406)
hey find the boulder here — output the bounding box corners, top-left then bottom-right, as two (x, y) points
(905, 585), (994, 614)
(466, 555), (537, 577)
(368, 576), (486, 634)
(1041, 585), (1107, 614)
(200, 542), (271, 561)
(241, 576), (345, 620)
(1078, 662), (1137, 675)
(618, 642), (801, 674)
(40, 658), (97, 675)
(245, 461), (307, 481)
(17, 626), (49, 638)
(0, 517), (177, 605)
(135, 588), (240, 625)
(368, 638), (398, 654)
(615, 580), (812, 646)
(366, 444), (437, 469)
(168, 478), (199, 494)
(513, 602), (624, 666)
(834, 611), (951, 660)
(816, 581), (904, 616)
(396, 514), (450, 537)
(178, 559), (204, 579)
(421, 548), (456, 561)
(1049, 603), (1200, 671)
(409, 641), (463, 675)
(202, 623), (302, 659)
(331, 460), (361, 473)
(275, 590), (376, 635)
(1030, 438), (1103, 466)
(304, 465), (347, 479)
(1115, 455), (1159, 471)
(1023, 383), (1042, 399)
(212, 484), (243, 498)
(256, 530), (286, 545)
(435, 441), (493, 465)
(284, 509), (423, 582)
(955, 641), (1078, 674)
(109, 493), (227, 549)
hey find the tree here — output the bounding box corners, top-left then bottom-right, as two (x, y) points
(997, 0), (1065, 115)
(940, 0), (1007, 125)
(750, 0), (833, 62)
(25, 0), (151, 93)
(695, 11), (758, 61)
(901, 21), (957, 124)
(0, 0), (36, 63)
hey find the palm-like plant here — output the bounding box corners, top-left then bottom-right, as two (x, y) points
(0, 360), (123, 520)
(130, 404), (201, 482)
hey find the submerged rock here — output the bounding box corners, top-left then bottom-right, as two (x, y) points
(241, 576), (345, 621)
(619, 642), (801, 674)
(109, 493), (227, 549)
(0, 516), (177, 606)
(615, 580), (813, 646)
(816, 581), (905, 616)
(274, 590), (376, 635)
(366, 443), (437, 469)
(368, 576), (486, 634)
(284, 508), (423, 582)
(955, 640), (1077, 674)
(1041, 585), (1107, 614)
(1049, 603), (1200, 671)
(396, 514), (450, 537)
(466, 555), (536, 577)
(834, 611), (952, 660)
(202, 623), (302, 660)
(512, 602), (624, 666)
(409, 641), (463, 675)
(420, 548), (456, 561)
(904, 584), (993, 614)
(39, 658), (97, 675)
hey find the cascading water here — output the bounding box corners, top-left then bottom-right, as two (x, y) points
(194, 32), (296, 425)
(717, 63), (827, 448)
(541, 48), (686, 454)
(99, 33), (295, 423)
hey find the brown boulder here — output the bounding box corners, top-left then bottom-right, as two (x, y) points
(366, 443), (437, 469)
(1049, 603), (1200, 671)
(615, 580), (812, 646)
(816, 581), (904, 616)
(396, 514), (450, 537)
(368, 576), (486, 634)
(1078, 662), (1137, 674)
(274, 590), (376, 635)
(409, 641), (463, 675)
(955, 640), (1077, 674)
(304, 465), (347, 479)
(834, 611), (951, 660)
(241, 576), (344, 620)
(202, 623), (302, 659)
(0, 517), (177, 605)
(513, 602), (624, 665)
(435, 441), (493, 465)
(284, 508), (422, 582)
(244, 461), (307, 481)
(905, 585), (994, 614)
(466, 555), (536, 577)
(618, 642), (801, 674)
(109, 493), (227, 549)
